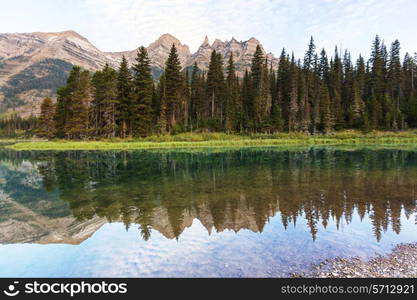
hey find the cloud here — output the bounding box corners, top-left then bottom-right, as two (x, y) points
(81, 0), (416, 59)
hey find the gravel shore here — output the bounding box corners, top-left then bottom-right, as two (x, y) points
(295, 243), (417, 278)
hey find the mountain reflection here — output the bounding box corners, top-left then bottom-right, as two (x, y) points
(0, 148), (416, 244)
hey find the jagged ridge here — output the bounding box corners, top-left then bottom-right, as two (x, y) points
(0, 31), (279, 117)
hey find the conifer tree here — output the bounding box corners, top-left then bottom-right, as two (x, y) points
(36, 97), (55, 139)
(54, 66), (82, 138)
(329, 47), (344, 129)
(342, 50), (354, 124)
(348, 78), (365, 128)
(319, 83), (334, 133)
(132, 46), (154, 137)
(189, 63), (200, 126)
(369, 35), (386, 128)
(304, 36), (316, 72)
(91, 64), (118, 138)
(288, 55), (299, 132)
(225, 54), (240, 132)
(387, 40), (403, 127)
(65, 70), (91, 139)
(117, 56), (133, 138)
(251, 45), (267, 130)
(156, 74), (168, 134)
(241, 69), (253, 131)
(164, 44), (182, 131)
(205, 50), (226, 127)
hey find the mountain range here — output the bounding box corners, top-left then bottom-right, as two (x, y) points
(0, 30), (278, 117)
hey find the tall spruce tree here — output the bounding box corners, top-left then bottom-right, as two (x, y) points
(251, 45), (266, 130)
(64, 70), (91, 139)
(132, 46), (154, 137)
(117, 56), (133, 138)
(91, 64), (118, 138)
(54, 66), (82, 138)
(225, 54), (240, 132)
(388, 40), (403, 128)
(36, 97), (55, 139)
(288, 55), (299, 132)
(164, 44), (182, 131)
(369, 35), (385, 128)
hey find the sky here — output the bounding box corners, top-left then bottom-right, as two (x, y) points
(0, 0), (416, 59)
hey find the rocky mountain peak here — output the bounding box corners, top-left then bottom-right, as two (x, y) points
(146, 33), (191, 69)
(187, 36), (278, 77)
(212, 39), (225, 50)
(247, 37), (260, 43)
(150, 33), (182, 49)
(0, 30), (279, 117)
(202, 36), (210, 47)
(37, 30), (89, 42)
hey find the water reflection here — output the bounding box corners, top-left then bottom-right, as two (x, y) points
(0, 147), (416, 245)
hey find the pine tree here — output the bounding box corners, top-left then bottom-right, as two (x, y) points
(117, 56), (133, 138)
(164, 44), (182, 131)
(387, 39), (403, 128)
(205, 50), (226, 128)
(275, 49), (290, 131)
(132, 46), (154, 137)
(297, 62), (311, 133)
(303, 37), (318, 133)
(189, 63), (199, 127)
(348, 78), (365, 128)
(403, 53), (417, 127)
(54, 66), (82, 138)
(318, 49), (329, 82)
(91, 64), (118, 138)
(329, 47), (344, 129)
(180, 69), (190, 128)
(241, 69), (254, 131)
(258, 58), (272, 131)
(225, 53), (240, 132)
(319, 83), (334, 133)
(369, 35), (386, 128)
(342, 50), (354, 118)
(36, 97), (55, 139)
(156, 74), (168, 134)
(288, 55), (299, 132)
(65, 70), (91, 139)
(304, 36), (316, 72)
(251, 45), (268, 130)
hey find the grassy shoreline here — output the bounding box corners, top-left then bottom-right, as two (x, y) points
(6, 131), (417, 151)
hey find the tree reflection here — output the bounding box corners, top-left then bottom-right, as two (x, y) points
(1, 148), (416, 242)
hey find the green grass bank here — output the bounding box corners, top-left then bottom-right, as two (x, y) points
(6, 130), (417, 151)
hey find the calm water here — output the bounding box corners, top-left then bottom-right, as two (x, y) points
(0, 147), (416, 277)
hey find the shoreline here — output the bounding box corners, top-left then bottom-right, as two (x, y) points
(5, 131), (417, 151)
(6, 138), (417, 151)
(295, 243), (417, 278)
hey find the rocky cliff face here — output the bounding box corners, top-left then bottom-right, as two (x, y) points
(0, 31), (108, 82)
(187, 36), (279, 77)
(0, 31), (278, 117)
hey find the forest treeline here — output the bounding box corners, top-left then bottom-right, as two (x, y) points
(11, 35), (417, 139)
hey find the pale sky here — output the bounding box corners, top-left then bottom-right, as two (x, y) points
(0, 0), (416, 59)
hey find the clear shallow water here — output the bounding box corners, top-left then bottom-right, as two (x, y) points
(0, 147), (416, 277)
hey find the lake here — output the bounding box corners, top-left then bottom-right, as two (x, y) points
(0, 146), (416, 277)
